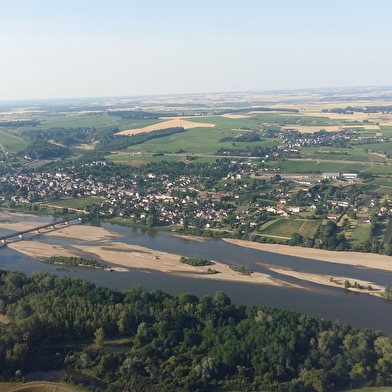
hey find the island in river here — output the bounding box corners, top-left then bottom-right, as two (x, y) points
(0, 211), (388, 298)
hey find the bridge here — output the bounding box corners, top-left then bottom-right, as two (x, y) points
(0, 216), (84, 245)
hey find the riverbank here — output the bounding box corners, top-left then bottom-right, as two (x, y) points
(4, 224), (295, 287)
(1, 216), (390, 295)
(223, 238), (392, 272)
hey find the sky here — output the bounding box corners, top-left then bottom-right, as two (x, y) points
(1, 0), (392, 101)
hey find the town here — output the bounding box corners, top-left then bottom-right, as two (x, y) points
(1, 152), (390, 254)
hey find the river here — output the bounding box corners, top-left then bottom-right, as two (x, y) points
(1, 213), (392, 335)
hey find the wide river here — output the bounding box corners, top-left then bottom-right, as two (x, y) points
(1, 213), (392, 335)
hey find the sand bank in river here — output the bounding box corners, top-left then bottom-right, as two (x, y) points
(1, 221), (391, 293)
(223, 239), (392, 273)
(4, 224), (292, 287)
(268, 268), (384, 296)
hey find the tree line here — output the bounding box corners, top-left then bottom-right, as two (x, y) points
(0, 270), (392, 391)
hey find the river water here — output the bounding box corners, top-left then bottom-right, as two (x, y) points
(1, 213), (392, 335)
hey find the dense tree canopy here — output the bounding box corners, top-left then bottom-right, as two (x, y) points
(0, 270), (391, 391)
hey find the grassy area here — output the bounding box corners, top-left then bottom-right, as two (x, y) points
(45, 197), (104, 209)
(0, 129), (28, 153)
(259, 218), (319, 238)
(365, 164), (392, 175)
(20, 114), (164, 133)
(347, 222), (371, 245)
(107, 153), (181, 165)
(360, 141), (392, 155)
(121, 125), (275, 156)
(268, 160), (371, 174)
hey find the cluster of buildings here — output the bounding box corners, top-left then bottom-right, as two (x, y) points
(0, 157), (385, 234)
(273, 128), (354, 149)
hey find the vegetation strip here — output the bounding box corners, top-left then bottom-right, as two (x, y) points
(38, 256), (108, 269)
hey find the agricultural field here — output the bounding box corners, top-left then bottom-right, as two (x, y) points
(121, 125), (276, 156)
(267, 160), (371, 174)
(3, 92), (392, 179)
(259, 218), (320, 239)
(359, 141), (392, 156)
(6, 114), (164, 134)
(0, 129), (28, 153)
(107, 152), (182, 165)
(45, 197), (105, 210)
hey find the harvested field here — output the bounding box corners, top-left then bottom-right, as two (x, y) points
(220, 114), (249, 119)
(75, 143), (95, 150)
(118, 118), (215, 135)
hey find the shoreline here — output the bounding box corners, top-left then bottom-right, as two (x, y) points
(222, 238), (392, 272)
(0, 218), (391, 294)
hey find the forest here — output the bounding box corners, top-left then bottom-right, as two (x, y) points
(0, 270), (392, 391)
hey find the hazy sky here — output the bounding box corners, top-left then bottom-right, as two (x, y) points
(1, 0), (392, 100)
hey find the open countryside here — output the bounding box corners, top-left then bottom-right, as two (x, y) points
(3, 88), (392, 391)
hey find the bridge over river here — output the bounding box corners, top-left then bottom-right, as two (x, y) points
(0, 216), (83, 245)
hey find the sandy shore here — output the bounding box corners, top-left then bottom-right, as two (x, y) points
(269, 268), (383, 296)
(2, 220), (391, 293)
(223, 239), (392, 272)
(73, 242), (292, 286)
(0, 221), (121, 242)
(2, 223), (291, 286)
(0, 210), (40, 220)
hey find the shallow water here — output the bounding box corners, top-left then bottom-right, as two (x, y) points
(1, 215), (392, 334)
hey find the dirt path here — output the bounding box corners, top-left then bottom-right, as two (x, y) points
(1, 382), (80, 392)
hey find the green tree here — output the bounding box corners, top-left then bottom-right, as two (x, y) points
(94, 327), (105, 346)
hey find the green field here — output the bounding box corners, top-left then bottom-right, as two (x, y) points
(45, 196), (104, 209)
(15, 114), (164, 133)
(122, 126), (276, 156)
(0, 130), (28, 153)
(347, 223), (371, 245)
(360, 141), (392, 155)
(4, 108), (392, 179)
(268, 160), (371, 174)
(259, 218), (320, 238)
(364, 164), (392, 175)
(107, 153), (182, 165)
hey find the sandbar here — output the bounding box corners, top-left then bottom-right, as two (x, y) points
(0, 221), (120, 242)
(223, 239), (392, 272)
(2, 223), (291, 286)
(0, 210), (40, 220)
(2, 221), (392, 292)
(268, 267), (383, 295)
(73, 242), (290, 286)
